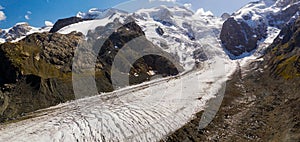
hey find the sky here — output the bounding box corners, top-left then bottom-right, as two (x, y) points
(0, 0), (256, 29)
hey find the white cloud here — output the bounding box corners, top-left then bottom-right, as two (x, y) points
(25, 15), (30, 20)
(195, 8), (214, 16)
(0, 11), (6, 21)
(0, 5), (6, 21)
(25, 11), (32, 20)
(44, 21), (54, 27)
(183, 3), (192, 9)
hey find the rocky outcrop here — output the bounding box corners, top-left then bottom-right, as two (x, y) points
(220, 18), (258, 56)
(49, 17), (90, 33)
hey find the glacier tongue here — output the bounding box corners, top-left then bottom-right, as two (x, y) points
(0, 56), (236, 142)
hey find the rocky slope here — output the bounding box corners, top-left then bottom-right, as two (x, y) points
(264, 15), (300, 79)
(0, 31), (82, 122)
(164, 66), (300, 141)
(164, 15), (300, 142)
(221, 0), (300, 58)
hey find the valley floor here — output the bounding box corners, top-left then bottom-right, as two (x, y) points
(164, 61), (300, 142)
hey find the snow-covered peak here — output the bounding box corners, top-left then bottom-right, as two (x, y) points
(134, 5), (195, 26)
(57, 5), (226, 71)
(231, 0), (300, 33)
(220, 0), (299, 59)
(0, 22), (51, 43)
(133, 6), (225, 70)
(233, 0), (278, 27)
(76, 8), (128, 19)
(230, 0), (299, 34)
(14, 22), (30, 26)
(233, 0), (300, 22)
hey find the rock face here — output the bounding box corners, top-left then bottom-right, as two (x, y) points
(0, 21), (181, 122)
(0, 31), (84, 122)
(49, 17), (89, 33)
(220, 0), (300, 58)
(220, 17), (258, 56)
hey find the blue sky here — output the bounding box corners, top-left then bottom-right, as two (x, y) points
(0, 0), (255, 29)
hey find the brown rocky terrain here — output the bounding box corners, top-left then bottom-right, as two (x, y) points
(163, 66), (300, 141)
(163, 16), (300, 142)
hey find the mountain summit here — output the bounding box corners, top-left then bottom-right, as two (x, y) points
(220, 0), (300, 59)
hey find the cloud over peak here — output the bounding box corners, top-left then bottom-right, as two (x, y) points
(25, 11), (32, 20)
(0, 5), (6, 21)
